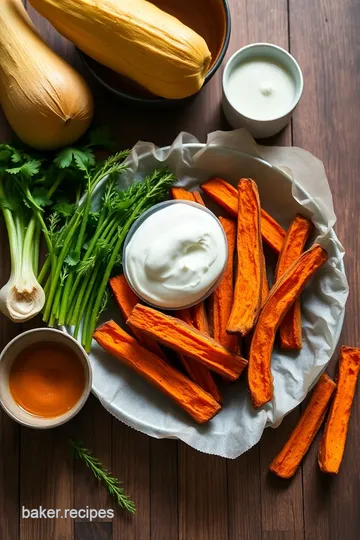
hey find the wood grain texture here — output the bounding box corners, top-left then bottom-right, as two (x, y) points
(260, 411), (304, 534)
(150, 439), (178, 540)
(20, 425), (73, 540)
(74, 522), (112, 540)
(112, 423), (150, 540)
(227, 446), (261, 540)
(0, 0), (359, 539)
(178, 444), (228, 540)
(290, 0), (360, 538)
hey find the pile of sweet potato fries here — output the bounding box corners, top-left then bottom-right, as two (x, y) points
(94, 177), (360, 477)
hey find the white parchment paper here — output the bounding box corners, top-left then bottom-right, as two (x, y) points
(89, 129), (348, 458)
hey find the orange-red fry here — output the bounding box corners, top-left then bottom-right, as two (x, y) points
(170, 187), (195, 202)
(209, 217), (239, 352)
(192, 191), (205, 206)
(318, 346), (360, 474)
(94, 321), (221, 424)
(127, 304), (248, 381)
(276, 214), (313, 349)
(270, 373), (336, 478)
(109, 274), (165, 358)
(201, 177), (286, 253)
(227, 179), (262, 336)
(248, 244), (328, 408)
(260, 250), (270, 307)
(176, 307), (221, 403)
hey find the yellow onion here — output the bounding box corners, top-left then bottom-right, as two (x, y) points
(0, 0), (93, 150)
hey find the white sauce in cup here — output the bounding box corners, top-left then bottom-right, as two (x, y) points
(226, 57), (296, 121)
(124, 202), (227, 309)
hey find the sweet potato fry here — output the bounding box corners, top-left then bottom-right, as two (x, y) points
(170, 186), (221, 400)
(109, 274), (165, 358)
(275, 214), (313, 349)
(170, 187), (195, 202)
(248, 244), (328, 408)
(270, 373), (336, 478)
(94, 321), (221, 424)
(192, 191), (206, 206)
(227, 179), (262, 336)
(260, 251), (270, 307)
(201, 177), (286, 253)
(318, 346), (360, 474)
(261, 210), (286, 254)
(209, 217), (239, 352)
(176, 308), (221, 403)
(127, 304), (248, 381)
(191, 303), (210, 336)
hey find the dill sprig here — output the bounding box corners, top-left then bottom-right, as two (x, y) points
(69, 440), (136, 514)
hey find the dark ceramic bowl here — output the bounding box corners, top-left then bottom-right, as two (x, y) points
(80, 0), (231, 107)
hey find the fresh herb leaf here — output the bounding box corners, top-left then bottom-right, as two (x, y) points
(99, 288), (110, 316)
(54, 148), (75, 169)
(0, 149), (12, 162)
(54, 148), (95, 170)
(33, 187), (52, 208)
(6, 159), (42, 178)
(10, 148), (26, 164)
(55, 201), (75, 218)
(64, 250), (80, 267)
(60, 267), (69, 286)
(0, 196), (19, 212)
(77, 255), (96, 276)
(69, 440), (136, 513)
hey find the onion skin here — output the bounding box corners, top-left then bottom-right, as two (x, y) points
(0, 0), (93, 150)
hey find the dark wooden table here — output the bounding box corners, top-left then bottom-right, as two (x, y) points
(1, 1), (360, 539)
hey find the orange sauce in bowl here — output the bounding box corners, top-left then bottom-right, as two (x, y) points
(9, 342), (86, 418)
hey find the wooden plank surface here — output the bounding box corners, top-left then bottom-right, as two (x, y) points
(290, 1), (360, 539)
(0, 0), (359, 539)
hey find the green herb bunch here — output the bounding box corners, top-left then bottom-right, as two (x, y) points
(0, 128), (174, 348)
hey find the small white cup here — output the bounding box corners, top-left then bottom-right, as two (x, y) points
(222, 43), (304, 138)
(0, 328), (92, 429)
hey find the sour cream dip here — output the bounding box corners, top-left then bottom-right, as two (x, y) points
(226, 58), (296, 121)
(124, 201), (227, 309)
(222, 43), (303, 138)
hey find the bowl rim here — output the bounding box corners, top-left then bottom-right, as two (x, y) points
(122, 199), (229, 309)
(222, 42), (304, 123)
(0, 328), (93, 429)
(79, 0), (231, 105)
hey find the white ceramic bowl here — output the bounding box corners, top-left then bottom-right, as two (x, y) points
(222, 43), (304, 138)
(122, 199), (228, 309)
(0, 328), (92, 428)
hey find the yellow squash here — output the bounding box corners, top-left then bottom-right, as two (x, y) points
(29, 0), (212, 99)
(0, 0), (93, 150)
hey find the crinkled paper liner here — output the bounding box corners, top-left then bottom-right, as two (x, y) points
(88, 129), (348, 459)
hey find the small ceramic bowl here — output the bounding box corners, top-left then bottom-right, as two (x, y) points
(80, 0), (231, 107)
(0, 328), (92, 429)
(222, 43), (304, 138)
(123, 199), (228, 309)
